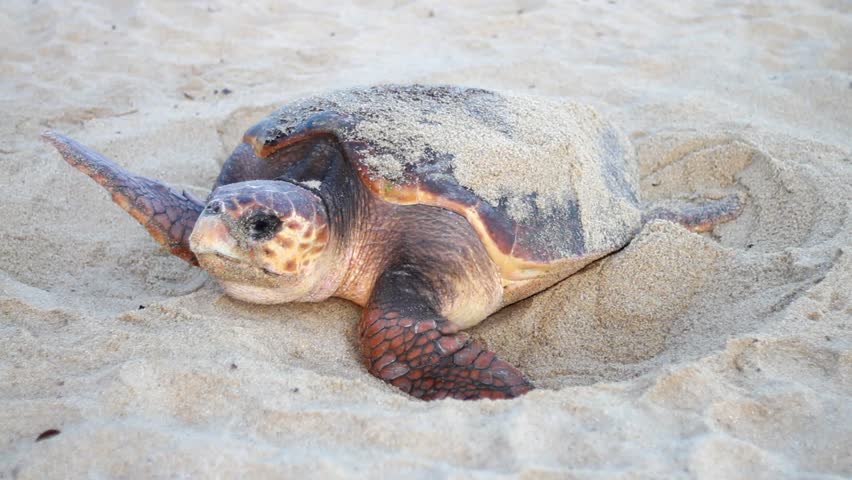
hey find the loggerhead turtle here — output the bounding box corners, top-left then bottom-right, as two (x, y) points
(44, 85), (742, 401)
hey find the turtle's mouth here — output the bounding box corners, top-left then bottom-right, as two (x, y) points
(213, 252), (282, 277)
(196, 252), (284, 284)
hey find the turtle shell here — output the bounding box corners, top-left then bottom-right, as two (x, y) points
(243, 85), (642, 283)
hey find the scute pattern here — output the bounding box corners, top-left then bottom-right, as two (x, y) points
(209, 181), (330, 275)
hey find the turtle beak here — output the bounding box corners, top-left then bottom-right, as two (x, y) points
(188, 209), (242, 261)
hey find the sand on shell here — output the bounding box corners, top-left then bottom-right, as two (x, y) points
(1, 1), (851, 478)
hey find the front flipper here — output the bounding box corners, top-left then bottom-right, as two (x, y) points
(359, 271), (533, 401)
(43, 131), (204, 265)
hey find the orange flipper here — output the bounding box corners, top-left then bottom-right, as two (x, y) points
(43, 131), (204, 265)
(359, 291), (533, 401)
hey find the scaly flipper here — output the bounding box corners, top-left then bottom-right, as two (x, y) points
(642, 193), (744, 233)
(43, 131), (204, 265)
(359, 270), (533, 400)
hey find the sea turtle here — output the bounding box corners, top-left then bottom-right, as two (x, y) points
(44, 84), (742, 401)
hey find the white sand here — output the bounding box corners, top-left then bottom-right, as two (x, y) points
(1, 1), (850, 478)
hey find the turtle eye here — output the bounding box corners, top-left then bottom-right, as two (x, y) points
(244, 212), (281, 241)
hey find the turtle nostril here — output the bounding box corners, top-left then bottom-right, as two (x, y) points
(206, 201), (222, 214)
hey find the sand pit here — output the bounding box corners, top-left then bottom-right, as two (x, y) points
(1, 1), (850, 478)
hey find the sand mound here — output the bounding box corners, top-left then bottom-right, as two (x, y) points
(1, 1), (850, 478)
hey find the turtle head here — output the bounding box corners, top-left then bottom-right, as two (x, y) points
(189, 180), (339, 303)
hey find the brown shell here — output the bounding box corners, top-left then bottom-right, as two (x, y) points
(242, 85), (642, 282)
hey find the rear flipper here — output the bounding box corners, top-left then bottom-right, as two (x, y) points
(43, 131), (204, 265)
(641, 193), (744, 233)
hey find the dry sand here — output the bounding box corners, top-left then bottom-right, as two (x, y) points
(1, 1), (851, 478)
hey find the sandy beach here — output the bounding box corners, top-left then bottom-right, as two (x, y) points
(1, 1), (850, 478)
